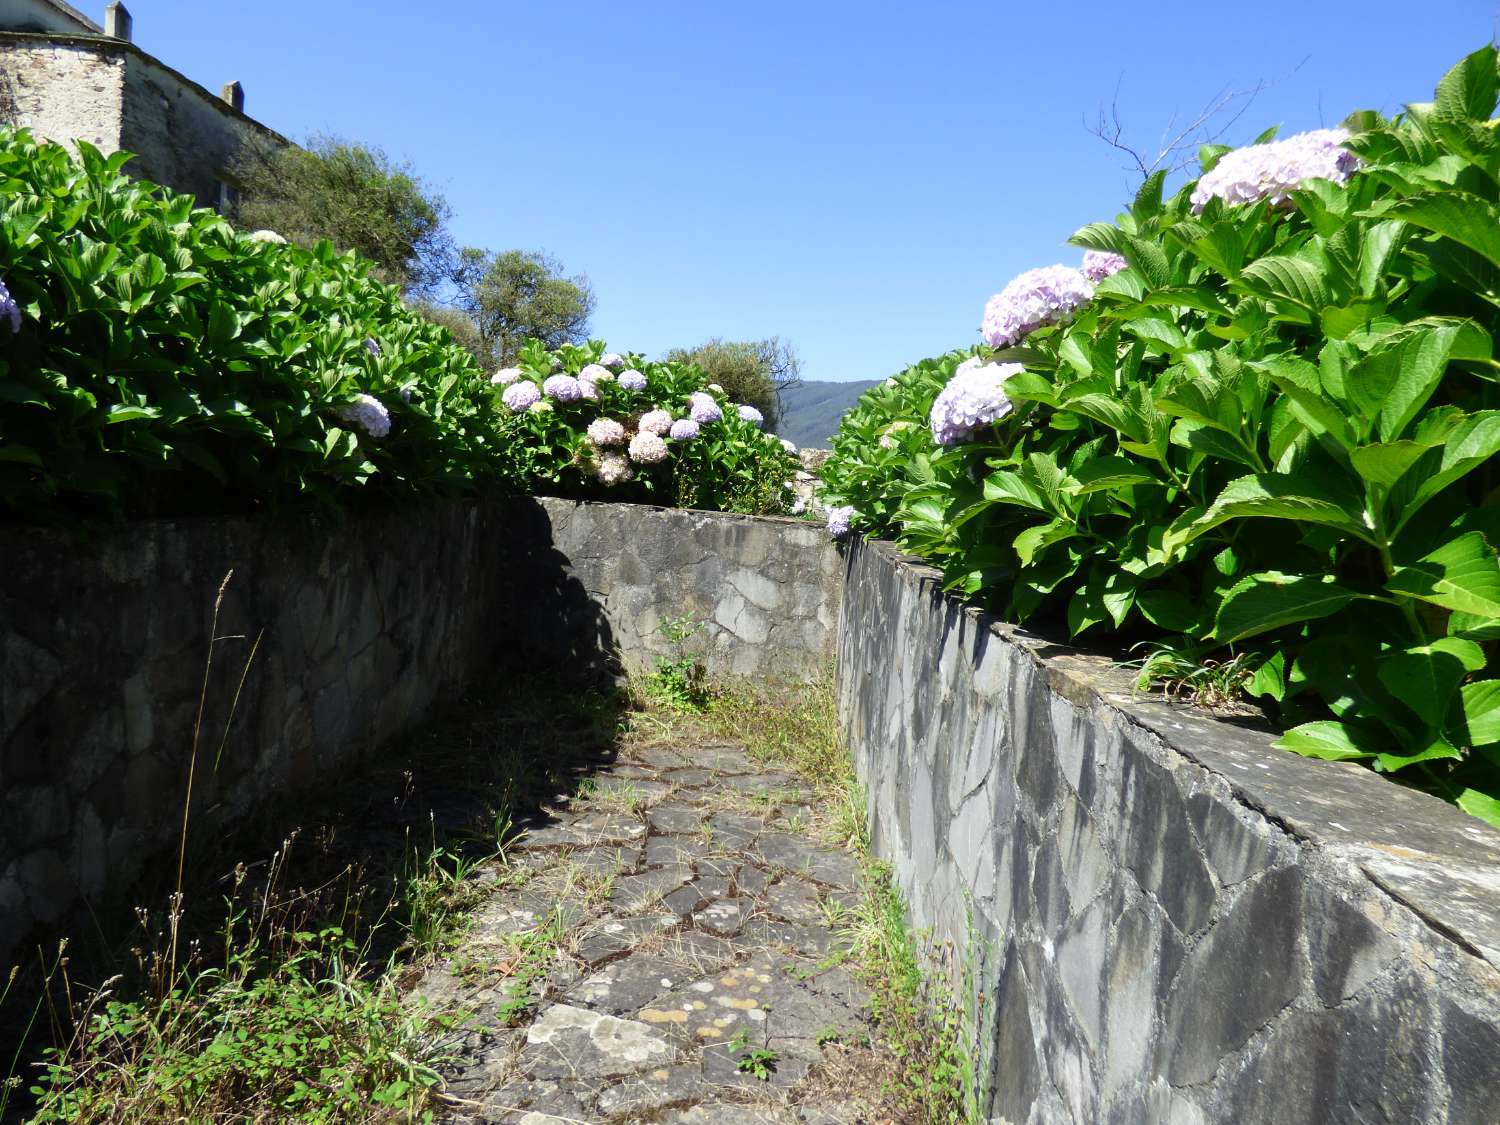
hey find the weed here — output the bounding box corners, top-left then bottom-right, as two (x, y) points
(725, 1028), (779, 1080)
(1126, 640), (1261, 713)
(644, 615), (710, 711)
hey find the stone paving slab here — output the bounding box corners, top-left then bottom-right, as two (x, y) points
(430, 730), (887, 1123)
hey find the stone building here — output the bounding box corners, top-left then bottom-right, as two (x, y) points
(0, 0), (288, 210)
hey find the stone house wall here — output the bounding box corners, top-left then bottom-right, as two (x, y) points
(837, 536), (1500, 1123)
(0, 30), (287, 207)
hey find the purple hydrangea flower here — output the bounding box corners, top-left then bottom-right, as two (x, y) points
(579, 363), (612, 383)
(688, 392), (722, 424)
(398, 386), (414, 403)
(502, 381), (542, 412)
(826, 505), (855, 538)
(929, 358), (1024, 445)
(338, 393), (391, 438)
(1081, 250), (1128, 282)
(981, 265), (1094, 348)
(543, 374), (584, 402)
(791, 497), (807, 515)
(736, 404), (764, 428)
(600, 353), (626, 370)
(669, 418), (700, 441)
(363, 337), (381, 358)
(0, 278), (19, 334)
(491, 367), (522, 386)
(1190, 128), (1360, 212)
(617, 369), (647, 391)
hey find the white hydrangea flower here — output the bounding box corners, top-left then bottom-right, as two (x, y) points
(637, 409), (673, 435)
(587, 418), (627, 446)
(491, 367), (523, 386)
(629, 431), (670, 464)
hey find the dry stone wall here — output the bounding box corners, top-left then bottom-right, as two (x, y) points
(510, 498), (841, 684)
(837, 537), (1500, 1123)
(0, 499), (842, 963)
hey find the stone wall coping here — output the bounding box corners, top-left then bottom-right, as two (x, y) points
(863, 536), (1500, 969)
(0, 29), (290, 147)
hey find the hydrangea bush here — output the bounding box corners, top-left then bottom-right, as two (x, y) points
(0, 128), (794, 519)
(493, 339), (797, 513)
(821, 47), (1500, 825)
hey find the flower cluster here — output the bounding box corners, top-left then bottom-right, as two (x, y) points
(0, 277), (20, 334)
(491, 367), (522, 386)
(929, 358), (1023, 445)
(826, 505), (855, 537)
(596, 452), (633, 486)
(981, 265), (1094, 348)
(618, 369), (647, 391)
(1081, 250), (1128, 282)
(629, 431), (669, 464)
(579, 363), (612, 383)
(248, 229), (287, 244)
(600, 353), (626, 370)
(587, 417), (627, 446)
(638, 409), (673, 435)
(543, 374), (583, 402)
(338, 393), (391, 439)
(503, 381), (541, 412)
(669, 418), (700, 441)
(363, 337), (381, 358)
(1190, 128), (1359, 212)
(737, 404), (764, 428)
(689, 392), (722, 424)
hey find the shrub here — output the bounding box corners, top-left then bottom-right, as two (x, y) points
(821, 47), (1500, 826)
(0, 129), (793, 520)
(493, 341), (798, 514)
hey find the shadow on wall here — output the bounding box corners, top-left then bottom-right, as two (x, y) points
(504, 498), (622, 685)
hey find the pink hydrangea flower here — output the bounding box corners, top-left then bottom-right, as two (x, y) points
(1190, 128), (1360, 212)
(981, 265), (1094, 348)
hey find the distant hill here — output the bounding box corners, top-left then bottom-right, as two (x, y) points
(776, 379), (879, 448)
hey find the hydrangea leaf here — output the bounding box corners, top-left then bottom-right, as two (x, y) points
(1377, 638), (1485, 727)
(1273, 720), (1383, 761)
(1386, 531), (1500, 618)
(1212, 571), (1359, 643)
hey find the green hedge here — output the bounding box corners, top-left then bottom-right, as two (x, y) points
(0, 129), (792, 520)
(821, 47), (1500, 826)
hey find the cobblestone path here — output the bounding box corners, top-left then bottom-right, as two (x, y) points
(421, 732), (890, 1124)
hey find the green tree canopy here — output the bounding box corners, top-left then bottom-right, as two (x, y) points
(663, 338), (802, 432)
(231, 134), (452, 297)
(449, 248), (595, 367)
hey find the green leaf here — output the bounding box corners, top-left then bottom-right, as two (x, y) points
(1239, 253), (1331, 313)
(1386, 531), (1500, 618)
(1273, 720), (1382, 761)
(1459, 679), (1500, 746)
(1065, 456), (1158, 494)
(1345, 324), (1457, 443)
(104, 404), (160, 424)
(1013, 520), (1077, 566)
(1375, 735), (1463, 773)
(1349, 440), (1435, 487)
(1377, 638), (1485, 727)
(1176, 471), (1374, 551)
(1247, 651), (1286, 701)
(1456, 787), (1500, 828)
(1433, 45), (1500, 121)
(1069, 222), (1127, 252)
(1213, 571), (1359, 643)
(982, 471), (1048, 511)
(1383, 191), (1500, 269)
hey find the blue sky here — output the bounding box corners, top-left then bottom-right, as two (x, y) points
(125, 0), (1498, 381)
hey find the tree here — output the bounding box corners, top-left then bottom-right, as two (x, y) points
(231, 134), (453, 297)
(408, 301), (489, 367)
(448, 248), (595, 367)
(663, 338), (802, 432)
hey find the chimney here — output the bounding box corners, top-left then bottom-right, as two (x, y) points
(221, 81), (244, 113)
(104, 2), (132, 41)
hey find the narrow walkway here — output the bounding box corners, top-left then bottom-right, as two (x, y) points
(421, 729), (887, 1124)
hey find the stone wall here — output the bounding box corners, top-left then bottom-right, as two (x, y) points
(0, 31), (287, 207)
(510, 497), (842, 684)
(0, 503), (515, 959)
(0, 35), (123, 150)
(837, 537), (1500, 1124)
(0, 499), (841, 963)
